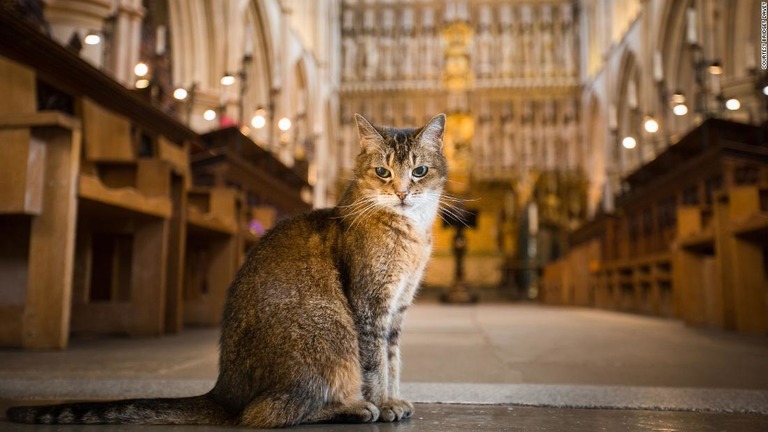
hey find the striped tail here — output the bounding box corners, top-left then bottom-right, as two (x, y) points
(6, 394), (234, 425)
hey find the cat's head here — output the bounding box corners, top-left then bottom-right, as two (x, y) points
(352, 113), (447, 221)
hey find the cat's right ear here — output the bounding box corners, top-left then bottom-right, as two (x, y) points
(417, 113), (446, 151)
(355, 113), (383, 151)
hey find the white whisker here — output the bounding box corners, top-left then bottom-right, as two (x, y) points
(340, 196), (382, 233)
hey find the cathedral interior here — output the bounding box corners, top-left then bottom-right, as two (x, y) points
(1, 0), (767, 430)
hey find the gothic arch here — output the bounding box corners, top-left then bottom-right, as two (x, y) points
(251, 0), (281, 90)
(168, 0), (210, 88)
(247, 1), (280, 90)
(657, 0), (693, 139)
(243, 3), (274, 125)
(657, 0), (689, 73)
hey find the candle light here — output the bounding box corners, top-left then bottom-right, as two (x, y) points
(622, 136), (637, 149)
(673, 103), (688, 116)
(686, 8), (697, 45)
(643, 116), (659, 134)
(83, 33), (101, 45)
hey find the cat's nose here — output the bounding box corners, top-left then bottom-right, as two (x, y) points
(395, 191), (408, 201)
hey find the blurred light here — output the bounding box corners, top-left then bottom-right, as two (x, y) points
(708, 62), (723, 75)
(672, 104), (688, 116)
(278, 117), (292, 131)
(671, 91), (686, 105)
(251, 114), (266, 129)
(173, 87), (188, 100)
(643, 116), (659, 133)
(300, 186), (313, 204)
(203, 109), (217, 121)
(135, 79), (150, 89)
(84, 33), (101, 45)
(134, 62), (149, 77)
(622, 136), (637, 149)
(248, 219), (265, 236)
(221, 74), (236, 86)
(725, 98), (741, 111)
(763, 85), (768, 96)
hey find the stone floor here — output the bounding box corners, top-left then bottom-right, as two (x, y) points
(1, 303), (768, 430)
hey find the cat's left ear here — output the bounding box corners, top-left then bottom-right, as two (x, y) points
(417, 113), (446, 151)
(355, 113), (384, 151)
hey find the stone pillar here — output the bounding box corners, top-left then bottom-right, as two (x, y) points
(44, 0), (112, 67)
(112, 0), (145, 85)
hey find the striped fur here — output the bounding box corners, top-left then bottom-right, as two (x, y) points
(6, 114), (446, 427)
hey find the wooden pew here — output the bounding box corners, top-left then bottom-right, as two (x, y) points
(545, 119), (767, 331)
(195, 127), (313, 218)
(715, 185), (768, 333)
(0, 89), (81, 351)
(672, 204), (718, 327)
(673, 185), (768, 332)
(179, 128), (310, 327)
(0, 16), (199, 347)
(183, 187), (241, 326)
(68, 97), (187, 338)
(181, 190), (283, 329)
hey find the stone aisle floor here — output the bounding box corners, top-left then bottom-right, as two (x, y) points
(1, 303), (768, 430)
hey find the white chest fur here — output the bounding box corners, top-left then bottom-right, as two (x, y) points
(403, 194), (440, 233)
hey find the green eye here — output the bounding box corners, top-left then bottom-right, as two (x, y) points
(375, 167), (391, 178)
(412, 166), (428, 178)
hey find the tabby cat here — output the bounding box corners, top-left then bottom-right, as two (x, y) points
(7, 113), (448, 428)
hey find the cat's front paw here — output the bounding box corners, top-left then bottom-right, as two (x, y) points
(378, 399), (414, 422)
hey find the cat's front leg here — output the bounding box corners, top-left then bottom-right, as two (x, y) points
(356, 311), (410, 422)
(387, 318), (403, 398)
(357, 319), (390, 407)
(382, 308), (414, 422)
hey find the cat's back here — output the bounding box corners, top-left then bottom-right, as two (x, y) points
(219, 206), (352, 361)
(234, 208), (343, 288)
(250, 208), (341, 258)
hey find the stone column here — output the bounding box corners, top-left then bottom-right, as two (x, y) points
(111, 0), (145, 85)
(44, 0), (112, 67)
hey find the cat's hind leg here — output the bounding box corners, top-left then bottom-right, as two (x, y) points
(305, 400), (379, 424)
(304, 352), (377, 424)
(238, 393), (319, 429)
